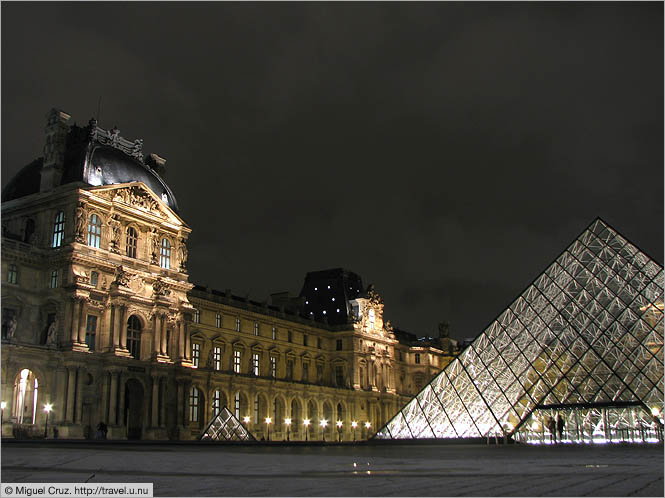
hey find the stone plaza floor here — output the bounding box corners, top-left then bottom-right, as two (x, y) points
(1, 440), (663, 497)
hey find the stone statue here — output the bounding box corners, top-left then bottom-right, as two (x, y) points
(7, 315), (17, 340)
(152, 278), (170, 297)
(438, 321), (450, 338)
(88, 118), (98, 140)
(150, 229), (160, 264)
(109, 126), (120, 146)
(47, 317), (58, 345)
(108, 216), (121, 253)
(132, 139), (143, 160)
(114, 266), (130, 287)
(178, 238), (188, 270)
(75, 203), (87, 242)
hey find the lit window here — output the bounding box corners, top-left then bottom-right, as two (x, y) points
(127, 315), (142, 359)
(415, 353), (421, 364)
(369, 309), (375, 329)
(52, 211), (65, 248)
(49, 269), (58, 289)
(85, 315), (97, 351)
(254, 322), (259, 336)
(7, 264), (17, 284)
(234, 392), (240, 419)
(126, 227), (138, 258)
(90, 271), (99, 288)
(235, 317), (241, 332)
(193, 309), (200, 323)
(189, 387), (200, 422)
(160, 238), (171, 269)
(13, 369), (39, 425)
(270, 357), (277, 378)
(212, 389), (221, 417)
(87, 214), (102, 248)
(192, 343), (201, 367)
(271, 326), (276, 340)
(252, 353), (260, 376)
(216, 313), (222, 328)
(213, 346), (222, 370)
(254, 395), (259, 424)
(331, 297), (335, 302)
(233, 350), (241, 373)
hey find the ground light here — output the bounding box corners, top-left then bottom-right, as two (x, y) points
(265, 417), (271, 441)
(336, 420), (343, 442)
(44, 403), (53, 438)
(1, 401), (6, 437)
(320, 419), (327, 442)
(303, 419), (310, 441)
(284, 418), (291, 441)
(351, 421), (357, 441)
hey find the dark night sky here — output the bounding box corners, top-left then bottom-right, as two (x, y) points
(2, 2), (663, 341)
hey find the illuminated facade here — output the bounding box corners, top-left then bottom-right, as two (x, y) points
(1, 109), (457, 440)
(376, 219), (664, 444)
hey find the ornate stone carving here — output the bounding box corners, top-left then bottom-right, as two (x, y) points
(150, 228), (160, 264)
(152, 278), (171, 298)
(113, 265), (131, 287)
(366, 284), (384, 306)
(178, 238), (188, 271)
(108, 215), (121, 253)
(75, 202), (87, 243)
(110, 186), (161, 216)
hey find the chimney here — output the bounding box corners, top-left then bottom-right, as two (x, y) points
(40, 108), (71, 192)
(145, 153), (166, 177)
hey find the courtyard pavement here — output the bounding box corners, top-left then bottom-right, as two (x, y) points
(0, 440), (663, 497)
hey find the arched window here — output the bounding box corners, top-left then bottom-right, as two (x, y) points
(290, 399), (300, 433)
(52, 211), (65, 248)
(87, 214), (102, 248)
(337, 403), (344, 422)
(126, 227), (138, 258)
(212, 389), (222, 417)
(13, 369), (38, 424)
(126, 315), (142, 359)
(160, 238), (171, 269)
(189, 387), (200, 422)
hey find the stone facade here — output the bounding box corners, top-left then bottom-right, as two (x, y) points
(1, 109), (457, 440)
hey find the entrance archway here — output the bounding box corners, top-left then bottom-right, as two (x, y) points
(125, 379), (144, 440)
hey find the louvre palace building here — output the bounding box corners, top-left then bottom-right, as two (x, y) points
(0, 109), (459, 440)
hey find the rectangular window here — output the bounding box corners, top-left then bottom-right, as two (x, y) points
(415, 353), (421, 364)
(7, 264), (17, 284)
(192, 343), (201, 367)
(160, 238), (171, 269)
(212, 390), (221, 417)
(52, 211), (65, 248)
(252, 353), (260, 376)
(254, 322), (259, 336)
(302, 362), (309, 382)
(271, 326), (276, 340)
(286, 359), (294, 380)
(193, 309), (200, 323)
(287, 330), (292, 343)
(335, 366), (344, 386)
(213, 346), (222, 371)
(85, 315), (97, 351)
(316, 365), (323, 383)
(216, 313), (222, 328)
(303, 334), (308, 347)
(317, 338), (321, 349)
(233, 350), (241, 373)
(49, 269), (58, 289)
(235, 317), (241, 332)
(270, 357), (277, 378)
(336, 339), (343, 351)
(234, 392), (240, 419)
(189, 387), (199, 422)
(88, 214), (102, 248)
(254, 395), (259, 424)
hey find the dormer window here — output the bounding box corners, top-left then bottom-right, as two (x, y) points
(160, 238), (171, 269)
(87, 214), (102, 248)
(126, 227), (138, 258)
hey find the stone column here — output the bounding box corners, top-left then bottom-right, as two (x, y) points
(71, 300), (81, 343)
(112, 305), (121, 349)
(160, 319), (168, 355)
(184, 322), (191, 361)
(119, 306), (128, 349)
(151, 375), (160, 427)
(177, 320), (185, 361)
(75, 368), (85, 424)
(117, 373), (125, 426)
(65, 367), (77, 422)
(153, 314), (162, 356)
(108, 371), (118, 425)
(176, 379), (184, 427)
(56, 368), (68, 423)
(159, 378), (166, 427)
(77, 300), (88, 344)
(100, 371), (109, 426)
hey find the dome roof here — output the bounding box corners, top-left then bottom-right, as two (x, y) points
(2, 121), (179, 214)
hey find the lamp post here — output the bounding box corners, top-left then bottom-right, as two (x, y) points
(336, 420), (343, 442)
(1, 401), (6, 438)
(351, 421), (357, 442)
(304, 419), (310, 441)
(285, 418), (291, 441)
(44, 403), (53, 439)
(320, 419), (327, 442)
(265, 417), (272, 441)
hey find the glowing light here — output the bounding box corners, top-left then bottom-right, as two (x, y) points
(351, 421), (358, 428)
(327, 285), (330, 289)
(44, 403), (53, 413)
(0, 402), (6, 410)
(314, 287), (317, 291)
(320, 419), (327, 428)
(323, 310), (327, 315)
(651, 407), (661, 417)
(243, 416), (250, 424)
(304, 419), (310, 427)
(331, 297), (335, 301)
(336, 420), (343, 428)
(365, 422), (371, 429)
(265, 417), (272, 424)
(284, 418), (291, 426)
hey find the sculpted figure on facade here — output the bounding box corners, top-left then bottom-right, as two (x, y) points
(7, 315), (17, 340)
(47, 317), (58, 346)
(438, 321), (450, 338)
(108, 215), (121, 253)
(109, 126), (120, 146)
(113, 265), (131, 287)
(75, 202), (87, 243)
(178, 238), (188, 271)
(152, 278), (171, 298)
(150, 228), (160, 264)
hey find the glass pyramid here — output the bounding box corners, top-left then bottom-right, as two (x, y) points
(376, 218), (664, 443)
(200, 406), (256, 441)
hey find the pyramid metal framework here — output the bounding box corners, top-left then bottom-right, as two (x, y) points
(200, 406), (256, 441)
(376, 218), (664, 443)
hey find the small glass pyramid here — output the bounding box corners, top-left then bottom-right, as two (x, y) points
(376, 218), (664, 444)
(200, 406), (256, 441)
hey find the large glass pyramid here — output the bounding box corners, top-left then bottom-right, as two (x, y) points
(376, 218), (664, 443)
(200, 407), (256, 441)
